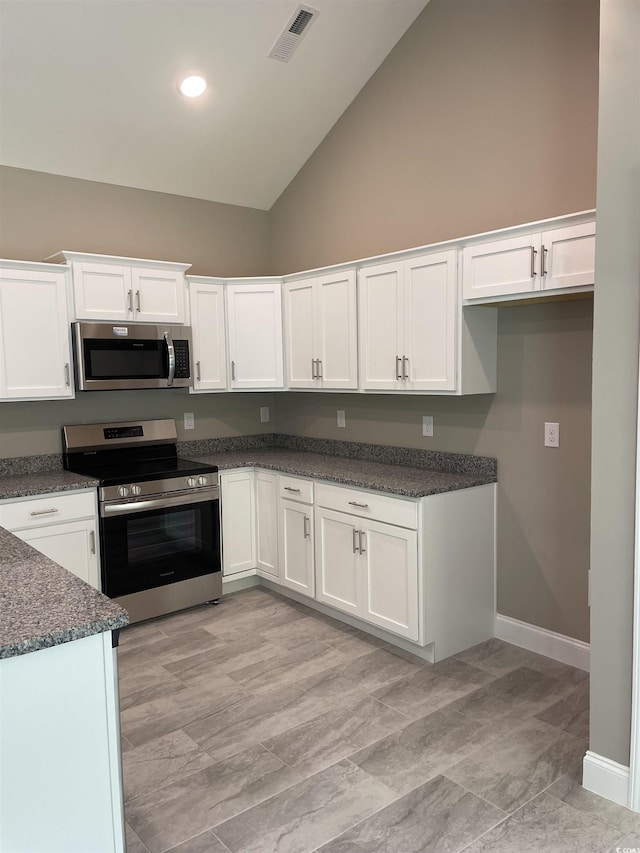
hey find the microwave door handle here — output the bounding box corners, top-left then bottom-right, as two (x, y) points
(164, 331), (176, 386)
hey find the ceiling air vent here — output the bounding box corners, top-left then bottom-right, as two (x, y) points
(268, 5), (319, 63)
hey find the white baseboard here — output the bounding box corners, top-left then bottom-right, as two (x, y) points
(583, 751), (630, 808)
(494, 613), (590, 672)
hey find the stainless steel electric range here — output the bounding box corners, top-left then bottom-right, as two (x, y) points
(63, 418), (221, 623)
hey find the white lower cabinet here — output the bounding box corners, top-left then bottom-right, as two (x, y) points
(0, 490), (99, 589)
(315, 505), (419, 641)
(256, 471), (279, 580)
(220, 470), (256, 575)
(278, 475), (315, 598)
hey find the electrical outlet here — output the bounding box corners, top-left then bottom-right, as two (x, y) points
(183, 412), (195, 430)
(260, 406), (270, 423)
(544, 422), (560, 447)
(422, 415), (433, 437)
(337, 409), (346, 428)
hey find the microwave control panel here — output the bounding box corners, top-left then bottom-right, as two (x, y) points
(174, 340), (190, 378)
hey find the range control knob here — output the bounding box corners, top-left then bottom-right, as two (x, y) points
(117, 486), (129, 498)
(197, 475), (208, 486)
(186, 476), (197, 488)
(130, 485), (142, 496)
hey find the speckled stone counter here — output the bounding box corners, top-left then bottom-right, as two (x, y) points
(185, 448), (496, 497)
(0, 469), (98, 500)
(0, 526), (128, 659)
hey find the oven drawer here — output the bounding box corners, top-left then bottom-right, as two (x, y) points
(0, 490), (96, 531)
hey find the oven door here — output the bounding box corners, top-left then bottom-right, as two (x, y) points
(99, 488), (220, 598)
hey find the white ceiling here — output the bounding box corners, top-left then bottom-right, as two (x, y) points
(0, 0), (428, 210)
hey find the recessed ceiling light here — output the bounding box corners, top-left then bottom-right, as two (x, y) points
(178, 75), (207, 98)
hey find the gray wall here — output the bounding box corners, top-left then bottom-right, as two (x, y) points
(270, 0), (599, 644)
(0, 166), (270, 277)
(589, 0), (640, 768)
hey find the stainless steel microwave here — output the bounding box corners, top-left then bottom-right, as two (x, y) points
(72, 322), (192, 391)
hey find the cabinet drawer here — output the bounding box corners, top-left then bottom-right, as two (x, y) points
(278, 475), (314, 504)
(315, 482), (417, 529)
(0, 490), (96, 531)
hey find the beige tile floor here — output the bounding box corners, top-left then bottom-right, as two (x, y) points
(118, 587), (638, 853)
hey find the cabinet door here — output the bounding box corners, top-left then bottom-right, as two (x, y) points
(220, 471), (256, 574)
(72, 262), (131, 321)
(284, 278), (316, 389)
(462, 234), (541, 300)
(361, 520), (418, 641)
(256, 471), (279, 579)
(189, 281), (228, 391)
(316, 270), (358, 389)
(18, 520), (99, 589)
(358, 262), (403, 390)
(404, 252), (457, 391)
(314, 508), (360, 616)
(279, 499), (314, 597)
(540, 222), (596, 291)
(226, 281), (284, 389)
(0, 268), (74, 400)
(131, 267), (186, 323)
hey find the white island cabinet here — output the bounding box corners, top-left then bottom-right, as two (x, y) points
(0, 260), (74, 401)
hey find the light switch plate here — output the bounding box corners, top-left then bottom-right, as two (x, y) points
(260, 406), (270, 423)
(184, 412), (195, 430)
(422, 415), (433, 437)
(337, 410), (346, 428)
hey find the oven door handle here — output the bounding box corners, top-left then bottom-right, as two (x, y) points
(164, 331), (176, 387)
(101, 487), (218, 517)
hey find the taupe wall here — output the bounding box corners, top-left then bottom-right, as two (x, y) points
(271, 0), (599, 643)
(0, 166), (270, 277)
(0, 165), (274, 456)
(589, 0), (640, 768)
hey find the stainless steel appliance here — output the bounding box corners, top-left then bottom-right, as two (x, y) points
(63, 418), (221, 623)
(72, 322), (192, 390)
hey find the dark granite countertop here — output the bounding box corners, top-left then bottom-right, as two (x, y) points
(0, 470), (99, 501)
(0, 526), (128, 660)
(186, 448), (496, 497)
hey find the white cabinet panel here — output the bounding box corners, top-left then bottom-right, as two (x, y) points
(541, 222), (596, 291)
(284, 270), (357, 390)
(279, 500), (314, 597)
(256, 471), (278, 579)
(315, 508), (360, 617)
(226, 280), (284, 389)
(358, 262), (403, 391)
(220, 471), (256, 574)
(131, 267), (186, 323)
(72, 262), (132, 321)
(0, 264), (74, 401)
(189, 279), (227, 392)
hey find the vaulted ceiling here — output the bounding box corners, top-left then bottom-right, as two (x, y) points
(0, 0), (428, 210)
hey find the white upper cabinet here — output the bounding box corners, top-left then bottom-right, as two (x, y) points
(462, 217), (595, 302)
(226, 279), (284, 389)
(187, 277), (228, 392)
(0, 261), (74, 401)
(284, 270), (358, 390)
(359, 250), (457, 392)
(48, 251), (189, 323)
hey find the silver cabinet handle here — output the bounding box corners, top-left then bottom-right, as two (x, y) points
(348, 501), (369, 509)
(352, 527), (359, 553)
(90, 529), (96, 555)
(135, 290), (141, 312)
(541, 245), (548, 277)
(402, 356), (409, 380)
(196, 360), (201, 382)
(64, 363), (71, 387)
(311, 358), (317, 379)
(530, 246), (537, 278)
(128, 289), (133, 313)
(396, 356), (402, 380)
(29, 507), (59, 516)
(359, 530), (366, 553)
(284, 486), (301, 493)
(317, 359), (322, 379)
(231, 360), (236, 381)
(303, 516), (310, 539)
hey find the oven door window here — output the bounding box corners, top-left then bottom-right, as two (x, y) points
(101, 499), (220, 598)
